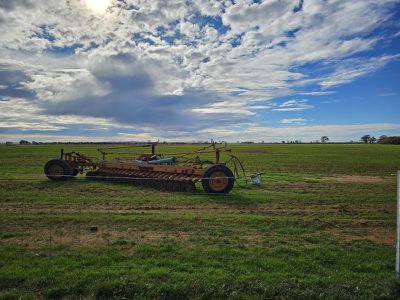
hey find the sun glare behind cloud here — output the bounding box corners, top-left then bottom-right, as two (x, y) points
(86, 0), (111, 13)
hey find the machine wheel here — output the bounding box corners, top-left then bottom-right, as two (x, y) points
(85, 171), (98, 179)
(68, 161), (79, 176)
(44, 159), (72, 180)
(201, 164), (235, 194)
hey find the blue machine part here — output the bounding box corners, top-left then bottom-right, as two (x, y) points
(133, 157), (177, 165)
(148, 157), (177, 164)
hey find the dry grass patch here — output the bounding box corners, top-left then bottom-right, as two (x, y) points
(326, 226), (395, 246)
(321, 175), (394, 184)
(0, 222), (192, 249)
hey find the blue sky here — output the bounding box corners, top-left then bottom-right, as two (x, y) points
(0, 0), (399, 142)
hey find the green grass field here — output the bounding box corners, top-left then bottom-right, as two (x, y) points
(0, 144), (399, 299)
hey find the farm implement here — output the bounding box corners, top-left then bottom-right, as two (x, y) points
(43, 142), (250, 193)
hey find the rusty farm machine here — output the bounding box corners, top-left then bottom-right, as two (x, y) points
(43, 142), (249, 193)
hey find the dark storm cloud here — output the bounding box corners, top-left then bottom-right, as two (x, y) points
(42, 53), (243, 131)
(0, 68), (28, 84)
(0, 69), (35, 99)
(44, 89), (224, 131)
(0, 0), (33, 10)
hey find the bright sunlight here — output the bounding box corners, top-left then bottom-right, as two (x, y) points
(86, 0), (111, 13)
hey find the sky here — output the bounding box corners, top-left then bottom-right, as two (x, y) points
(0, 0), (399, 143)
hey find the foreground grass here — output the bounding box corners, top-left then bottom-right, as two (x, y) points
(0, 144), (399, 299)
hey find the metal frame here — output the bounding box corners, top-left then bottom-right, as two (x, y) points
(50, 142), (250, 193)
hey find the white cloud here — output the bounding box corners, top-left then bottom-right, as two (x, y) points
(196, 123), (400, 142)
(281, 118), (306, 125)
(273, 99), (313, 112)
(300, 91), (336, 96)
(379, 92), (397, 97)
(0, 0), (399, 141)
(319, 55), (400, 89)
(2, 122), (400, 143)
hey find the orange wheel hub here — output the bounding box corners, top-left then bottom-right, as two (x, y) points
(208, 171), (229, 192)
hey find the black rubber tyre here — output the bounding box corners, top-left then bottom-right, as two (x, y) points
(44, 159), (72, 180)
(69, 162), (79, 176)
(85, 171), (98, 180)
(201, 164), (235, 194)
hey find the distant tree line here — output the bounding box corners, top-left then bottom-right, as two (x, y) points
(281, 140), (302, 144)
(19, 140), (40, 145)
(360, 135), (376, 144)
(377, 135), (400, 145)
(321, 136), (329, 143)
(5, 136), (399, 145)
(360, 135), (400, 144)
